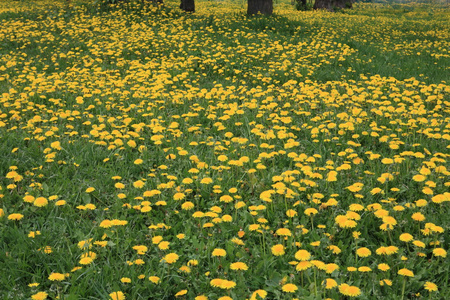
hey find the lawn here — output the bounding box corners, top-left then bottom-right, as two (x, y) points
(0, 0), (449, 299)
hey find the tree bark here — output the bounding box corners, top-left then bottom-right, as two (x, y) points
(247, 0), (273, 15)
(180, 0), (195, 12)
(313, 0), (352, 11)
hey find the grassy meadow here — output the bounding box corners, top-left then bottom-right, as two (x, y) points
(0, 0), (449, 299)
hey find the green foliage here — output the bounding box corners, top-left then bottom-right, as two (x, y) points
(0, 1), (449, 299)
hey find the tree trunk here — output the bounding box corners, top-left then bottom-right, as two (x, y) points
(247, 0), (273, 15)
(313, 0), (352, 11)
(180, 0), (195, 12)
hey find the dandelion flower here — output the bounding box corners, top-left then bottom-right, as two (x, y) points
(413, 240), (426, 248)
(412, 175), (426, 182)
(115, 183), (125, 189)
(304, 208), (318, 216)
(281, 283), (298, 293)
(158, 241), (170, 250)
(120, 277), (131, 283)
(377, 263), (390, 271)
(133, 180), (145, 188)
(210, 278), (223, 287)
(411, 212), (425, 222)
(322, 278), (338, 289)
(398, 268), (414, 277)
(152, 236), (163, 244)
(149, 276), (160, 284)
(48, 273), (65, 281)
(175, 290), (187, 297)
(220, 280), (236, 289)
(109, 291), (125, 300)
(7, 213), (24, 221)
(271, 244), (285, 256)
(250, 290), (267, 299)
(325, 263), (339, 274)
(339, 283), (361, 297)
(432, 248), (447, 258)
(200, 177), (213, 184)
(327, 245), (342, 254)
(79, 257), (93, 265)
(163, 253), (179, 264)
(294, 249), (311, 261)
(424, 282), (438, 292)
(356, 247), (371, 257)
(399, 233), (413, 242)
(358, 266), (372, 272)
(276, 228), (292, 236)
(212, 248), (226, 257)
(33, 197), (48, 207)
(230, 262), (248, 271)
(296, 261), (312, 271)
(31, 292), (48, 300)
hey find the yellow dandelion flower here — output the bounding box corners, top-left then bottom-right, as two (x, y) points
(175, 290), (187, 297)
(230, 262), (248, 271)
(200, 177), (213, 184)
(220, 280), (236, 289)
(304, 208), (318, 216)
(339, 283), (361, 297)
(149, 276), (160, 284)
(295, 249), (311, 261)
(115, 183), (125, 189)
(377, 263), (390, 271)
(327, 245), (342, 254)
(48, 272), (65, 281)
(296, 261), (312, 271)
(424, 282), (438, 292)
(173, 192), (185, 201)
(413, 240), (426, 248)
(432, 248), (447, 258)
(8, 213), (24, 221)
(132, 245), (148, 255)
(271, 244), (285, 256)
(158, 241), (170, 250)
(411, 212), (426, 221)
(250, 290), (267, 300)
(219, 195), (233, 203)
(120, 277), (131, 284)
(275, 228), (292, 236)
(356, 247), (371, 257)
(358, 266), (372, 272)
(281, 283), (298, 293)
(79, 257), (93, 265)
(325, 263), (339, 274)
(163, 253), (179, 264)
(31, 292), (48, 300)
(212, 248), (226, 257)
(398, 268), (414, 277)
(322, 278), (338, 289)
(210, 278), (223, 287)
(412, 174), (426, 182)
(399, 233), (413, 242)
(109, 291), (125, 300)
(23, 195), (35, 203)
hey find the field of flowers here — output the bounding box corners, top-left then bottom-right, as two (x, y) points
(0, 0), (449, 299)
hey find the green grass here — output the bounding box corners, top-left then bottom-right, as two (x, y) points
(0, 0), (449, 299)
